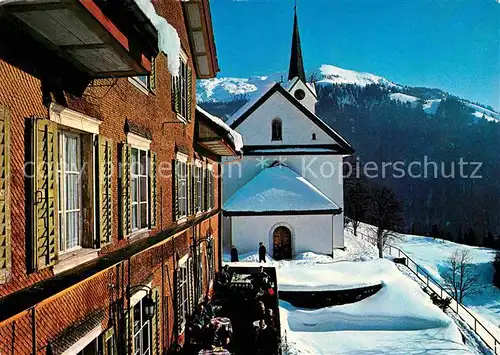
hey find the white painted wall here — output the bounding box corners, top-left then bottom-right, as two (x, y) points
(234, 91), (335, 146)
(287, 79), (317, 114)
(229, 214), (337, 256)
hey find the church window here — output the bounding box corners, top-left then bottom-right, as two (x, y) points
(294, 89), (305, 101)
(271, 119), (282, 141)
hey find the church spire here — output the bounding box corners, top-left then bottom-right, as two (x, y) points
(288, 6), (306, 82)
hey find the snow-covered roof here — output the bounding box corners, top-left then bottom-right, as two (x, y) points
(226, 82), (278, 126)
(134, 0), (181, 75)
(223, 164), (340, 213)
(196, 106), (243, 152)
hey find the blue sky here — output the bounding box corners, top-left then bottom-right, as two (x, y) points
(209, 0), (499, 110)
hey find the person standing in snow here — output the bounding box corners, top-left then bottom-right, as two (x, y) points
(258, 242), (266, 263)
(230, 245), (239, 262)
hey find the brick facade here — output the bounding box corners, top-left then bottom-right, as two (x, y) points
(0, 1), (224, 353)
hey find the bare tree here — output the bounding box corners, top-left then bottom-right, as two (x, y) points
(368, 185), (404, 258)
(344, 157), (370, 237)
(443, 249), (480, 303)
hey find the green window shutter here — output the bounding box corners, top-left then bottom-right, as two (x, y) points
(98, 137), (113, 247)
(119, 143), (132, 238)
(173, 160), (179, 221)
(149, 152), (157, 228)
(171, 76), (181, 114)
(33, 119), (59, 270)
(0, 106), (11, 283)
(187, 163), (192, 216)
(210, 170), (215, 210)
(149, 56), (156, 91)
(187, 67), (193, 121)
(151, 289), (160, 355)
(202, 168), (207, 211)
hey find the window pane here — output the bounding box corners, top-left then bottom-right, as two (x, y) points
(140, 203), (148, 229)
(136, 75), (149, 87)
(132, 177), (139, 203)
(134, 303), (141, 332)
(132, 204), (138, 230)
(132, 148), (139, 175)
(142, 321), (150, 353)
(140, 176), (148, 202)
(66, 211), (79, 249)
(65, 135), (79, 172)
(140, 150), (147, 175)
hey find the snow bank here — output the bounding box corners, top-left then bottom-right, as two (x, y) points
(196, 106), (243, 152)
(279, 259), (473, 354)
(223, 165), (340, 212)
(134, 0), (181, 75)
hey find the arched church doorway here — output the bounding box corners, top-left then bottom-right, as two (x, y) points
(273, 226), (292, 260)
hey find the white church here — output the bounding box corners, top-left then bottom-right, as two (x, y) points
(222, 10), (354, 259)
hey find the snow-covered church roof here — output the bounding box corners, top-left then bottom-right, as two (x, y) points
(223, 164), (341, 214)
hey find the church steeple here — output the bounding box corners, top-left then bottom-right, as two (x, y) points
(288, 7), (306, 82)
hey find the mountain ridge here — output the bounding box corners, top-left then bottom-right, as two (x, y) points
(196, 64), (499, 123)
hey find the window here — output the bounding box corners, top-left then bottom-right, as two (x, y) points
(195, 165), (203, 213)
(58, 131), (82, 253)
(131, 56), (156, 93)
(271, 119), (282, 141)
(178, 160), (187, 218)
(133, 297), (151, 355)
(131, 148), (149, 231)
(178, 260), (190, 330)
(312, 133), (317, 140)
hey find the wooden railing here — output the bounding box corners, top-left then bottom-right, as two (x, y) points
(346, 227), (500, 354)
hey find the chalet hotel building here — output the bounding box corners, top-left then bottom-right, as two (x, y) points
(0, 0), (241, 353)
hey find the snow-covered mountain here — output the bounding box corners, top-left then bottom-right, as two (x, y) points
(196, 64), (499, 123)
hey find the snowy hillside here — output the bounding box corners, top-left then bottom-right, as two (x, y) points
(317, 64), (398, 88)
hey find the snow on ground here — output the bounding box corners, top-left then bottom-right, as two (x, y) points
(423, 99), (442, 115)
(224, 229), (484, 354)
(317, 64), (398, 88)
(389, 92), (420, 106)
(472, 111), (500, 123)
(279, 259), (473, 354)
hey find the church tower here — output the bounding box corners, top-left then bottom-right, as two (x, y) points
(288, 7), (306, 82)
(286, 7), (318, 113)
